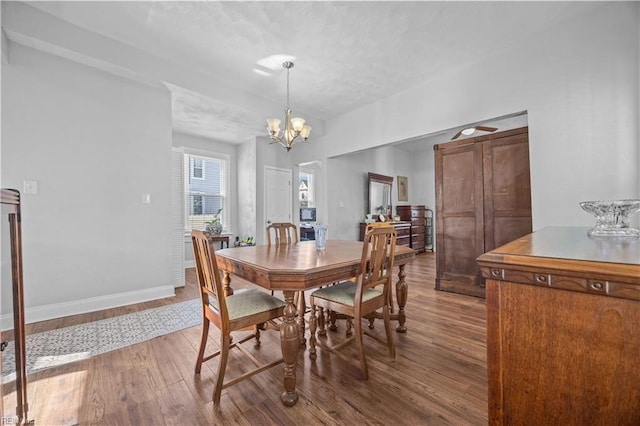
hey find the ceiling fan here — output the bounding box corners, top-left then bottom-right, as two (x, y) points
(451, 125), (498, 140)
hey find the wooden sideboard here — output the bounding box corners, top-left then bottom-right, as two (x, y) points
(477, 226), (640, 425)
(1, 189), (28, 422)
(359, 221), (411, 247)
(397, 205), (425, 252)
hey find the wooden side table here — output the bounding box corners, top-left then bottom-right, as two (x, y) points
(205, 233), (230, 250)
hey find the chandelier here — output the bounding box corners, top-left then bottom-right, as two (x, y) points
(266, 61), (311, 151)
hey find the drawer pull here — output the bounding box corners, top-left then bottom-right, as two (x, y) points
(491, 268), (501, 277)
(590, 281), (604, 290)
(536, 274), (547, 283)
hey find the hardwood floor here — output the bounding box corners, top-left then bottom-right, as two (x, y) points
(4, 252), (488, 425)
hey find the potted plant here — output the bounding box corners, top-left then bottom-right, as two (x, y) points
(205, 208), (223, 235)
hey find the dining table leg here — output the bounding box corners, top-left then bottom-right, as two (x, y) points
(280, 290), (300, 407)
(296, 291), (306, 346)
(221, 271), (234, 296)
(395, 264), (408, 333)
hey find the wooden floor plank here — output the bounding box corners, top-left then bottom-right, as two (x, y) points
(5, 252), (488, 425)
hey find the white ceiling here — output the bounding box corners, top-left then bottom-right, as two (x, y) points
(3, 1), (603, 144)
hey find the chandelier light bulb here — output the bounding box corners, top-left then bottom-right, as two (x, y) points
(290, 117), (305, 132)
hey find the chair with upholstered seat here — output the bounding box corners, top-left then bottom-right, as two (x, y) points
(266, 222), (298, 246)
(308, 223), (397, 379)
(191, 230), (286, 405)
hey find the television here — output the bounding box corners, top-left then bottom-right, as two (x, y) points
(299, 207), (316, 222)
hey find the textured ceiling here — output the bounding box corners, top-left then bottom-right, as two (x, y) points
(5, 1), (603, 143)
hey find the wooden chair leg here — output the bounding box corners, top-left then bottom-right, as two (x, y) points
(213, 334), (231, 406)
(383, 305), (396, 358)
(318, 306), (327, 337)
(309, 304), (317, 359)
(254, 325), (261, 348)
(345, 317), (353, 337)
(195, 318), (210, 374)
(317, 307), (326, 336)
(353, 316), (368, 380)
(329, 310), (338, 331)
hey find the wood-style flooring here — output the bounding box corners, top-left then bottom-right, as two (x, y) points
(3, 252), (488, 425)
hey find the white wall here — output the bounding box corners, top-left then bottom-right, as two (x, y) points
(301, 3), (640, 232)
(1, 44), (174, 323)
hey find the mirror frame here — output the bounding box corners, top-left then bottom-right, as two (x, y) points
(367, 172), (394, 220)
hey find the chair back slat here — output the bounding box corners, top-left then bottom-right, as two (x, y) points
(191, 230), (228, 321)
(357, 224), (396, 303)
(266, 222), (299, 246)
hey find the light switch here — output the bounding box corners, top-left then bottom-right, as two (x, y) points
(23, 180), (38, 194)
(339, 201), (345, 208)
(141, 193), (151, 204)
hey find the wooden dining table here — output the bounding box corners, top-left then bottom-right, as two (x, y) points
(215, 239), (416, 407)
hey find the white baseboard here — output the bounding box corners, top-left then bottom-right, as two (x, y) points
(2, 285), (176, 330)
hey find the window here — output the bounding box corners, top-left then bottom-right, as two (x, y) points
(299, 171), (314, 207)
(191, 158), (204, 179)
(184, 152), (228, 231)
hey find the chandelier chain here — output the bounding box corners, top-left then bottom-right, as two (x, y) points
(286, 66), (290, 109)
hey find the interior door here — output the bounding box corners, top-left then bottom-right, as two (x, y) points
(265, 167), (293, 226)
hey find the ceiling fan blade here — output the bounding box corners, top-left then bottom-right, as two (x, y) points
(451, 130), (463, 140)
(476, 126), (498, 133)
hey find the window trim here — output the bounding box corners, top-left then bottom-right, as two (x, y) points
(182, 148), (230, 234)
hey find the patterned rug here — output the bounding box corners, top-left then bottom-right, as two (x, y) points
(2, 299), (201, 383)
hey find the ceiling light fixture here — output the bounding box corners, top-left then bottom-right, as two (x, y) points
(451, 125), (498, 140)
(266, 62), (311, 151)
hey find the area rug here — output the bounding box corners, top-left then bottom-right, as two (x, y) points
(2, 298), (201, 383)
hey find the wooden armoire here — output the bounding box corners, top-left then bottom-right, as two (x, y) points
(434, 127), (532, 297)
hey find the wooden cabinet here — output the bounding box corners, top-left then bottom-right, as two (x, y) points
(477, 227), (640, 425)
(434, 127), (532, 297)
(397, 205), (425, 252)
(359, 221), (411, 248)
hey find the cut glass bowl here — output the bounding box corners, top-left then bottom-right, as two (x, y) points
(579, 199), (640, 237)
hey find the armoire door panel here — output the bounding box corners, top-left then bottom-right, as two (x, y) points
(437, 273), (485, 297)
(492, 217), (533, 249)
(487, 141), (532, 212)
(442, 216), (482, 276)
(483, 129), (532, 253)
(441, 148), (477, 212)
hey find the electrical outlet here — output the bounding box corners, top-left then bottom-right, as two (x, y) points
(23, 180), (38, 194)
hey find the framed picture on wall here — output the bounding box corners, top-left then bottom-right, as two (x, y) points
(397, 176), (408, 201)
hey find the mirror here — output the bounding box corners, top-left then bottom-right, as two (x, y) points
(368, 172), (393, 219)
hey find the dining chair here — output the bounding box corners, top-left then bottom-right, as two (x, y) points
(191, 230), (286, 405)
(308, 224), (397, 379)
(265, 222), (310, 334)
(266, 222), (299, 246)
